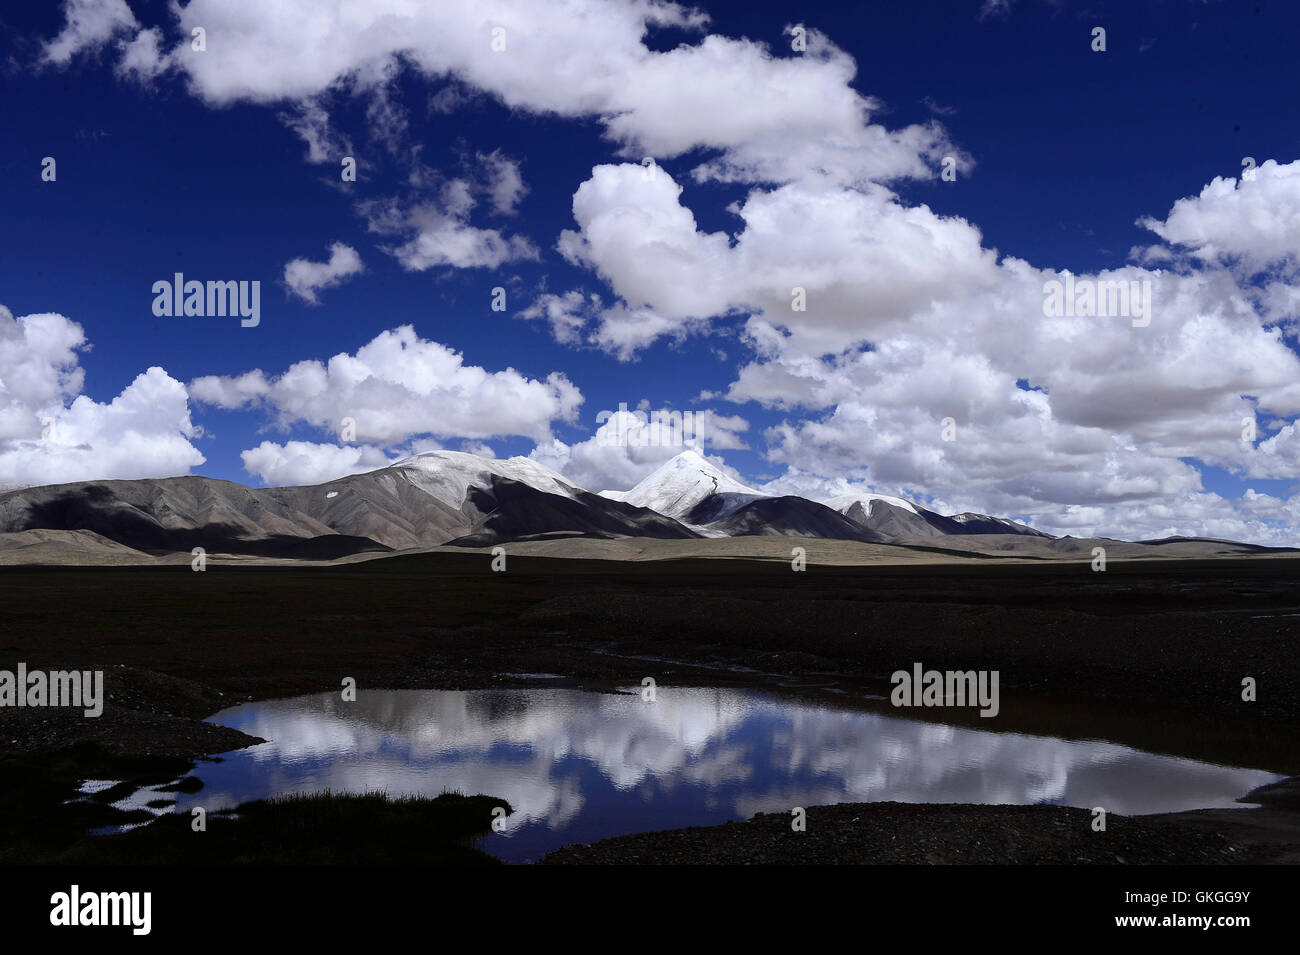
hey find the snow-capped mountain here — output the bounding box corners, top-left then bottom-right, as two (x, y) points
(0, 447), (1055, 559)
(600, 450), (767, 527)
(0, 450), (699, 556)
(822, 492), (920, 516)
(821, 493), (949, 539)
(397, 450), (583, 503)
(603, 451), (884, 542)
(268, 450), (699, 547)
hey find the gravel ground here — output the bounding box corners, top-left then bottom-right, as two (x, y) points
(539, 802), (1260, 865)
(0, 665), (260, 758)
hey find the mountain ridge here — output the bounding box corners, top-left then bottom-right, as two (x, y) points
(0, 448), (1164, 560)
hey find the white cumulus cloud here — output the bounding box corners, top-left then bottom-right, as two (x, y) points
(283, 242), (365, 304)
(240, 440), (395, 486)
(0, 305), (203, 486)
(41, 0), (138, 66)
(189, 325), (583, 446)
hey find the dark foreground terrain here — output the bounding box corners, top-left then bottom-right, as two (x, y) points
(538, 802), (1278, 865)
(2, 551), (1298, 863)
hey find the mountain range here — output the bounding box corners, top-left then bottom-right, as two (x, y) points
(599, 452), (1045, 543)
(0, 448), (1278, 564)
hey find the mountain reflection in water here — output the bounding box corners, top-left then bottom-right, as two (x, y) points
(168, 687), (1280, 863)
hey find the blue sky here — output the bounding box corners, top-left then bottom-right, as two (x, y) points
(4, 0), (1300, 542)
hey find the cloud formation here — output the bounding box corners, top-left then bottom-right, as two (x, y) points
(189, 324), (583, 446)
(0, 306), (203, 486)
(46, 0), (954, 191)
(29, 1), (1300, 543)
(283, 242), (365, 304)
(240, 439), (395, 486)
(41, 0), (138, 66)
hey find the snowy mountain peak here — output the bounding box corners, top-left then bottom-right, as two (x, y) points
(390, 449), (582, 508)
(821, 492), (919, 517)
(600, 450), (766, 521)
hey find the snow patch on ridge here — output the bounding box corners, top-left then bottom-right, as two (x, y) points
(391, 450), (583, 509)
(821, 493), (920, 517)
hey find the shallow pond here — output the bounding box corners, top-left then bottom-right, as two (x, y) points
(141, 686), (1282, 862)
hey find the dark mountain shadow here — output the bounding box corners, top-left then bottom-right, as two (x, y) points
(461, 477), (700, 545)
(696, 496), (889, 543)
(15, 488), (389, 558)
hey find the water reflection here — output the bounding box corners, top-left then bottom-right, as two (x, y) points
(166, 687), (1279, 863)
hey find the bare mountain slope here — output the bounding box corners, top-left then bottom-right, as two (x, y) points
(0, 476), (375, 557)
(821, 493), (1049, 539)
(0, 450), (697, 556)
(269, 451), (698, 547)
(5, 449), (1275, 567)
